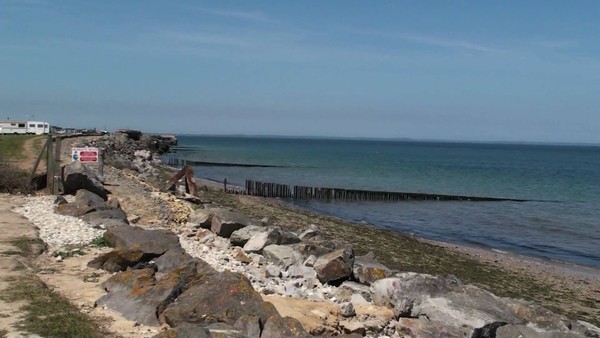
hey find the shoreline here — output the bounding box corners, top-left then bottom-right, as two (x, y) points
(197, 179), (600, 325)
(195, 178), (600, 279)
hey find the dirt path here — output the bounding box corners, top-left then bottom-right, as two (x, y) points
(0, 194), (39, 336)
(17, 136), (45, 174)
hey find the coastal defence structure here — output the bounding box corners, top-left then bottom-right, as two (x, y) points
(163, 159), (527, 202)
(243, 180), (527, 202)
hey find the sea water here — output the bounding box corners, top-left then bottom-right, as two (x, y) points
(166, 135), (600, 267)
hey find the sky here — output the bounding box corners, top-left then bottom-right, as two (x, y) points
(1, 1), (599, 143)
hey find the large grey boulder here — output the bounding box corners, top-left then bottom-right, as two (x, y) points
(75, 189), (105, 206)
(96, 268), (183, 326)
(352, 251), (395, 286)
(96, 250), (214, 327)
(103, 226), (180, 255)
(495, 324), (581, 338)
(230, 225), (264, 247)
(233, 315), (262, 338)
(152, 323), (211, 338)
(211, 209), (252, 238)
(471, 321), (508, 338)
(278, 229), (301, 245)
(188, 209), (213, 229)
(55, 189), (111, 217)
(87, 248), (152, 272)
(395, 318), (470, 338)
(333, 281), (373, 304)
(261, 314), (310, 338)
(243, 228), (281, 253)
(81, 208), (128, 225)
(371, 273), (459, 309)
(262, 245), (303, 268)
(62, 161), (109, 199)
(313, 247), (355, 284)
(205, 322), (247, 338)
(161, 271), (280, 327)
(294, 240), (338, 259)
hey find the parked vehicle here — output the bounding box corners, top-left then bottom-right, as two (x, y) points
(26, 121), (50, 135)
(0, 120), (50, 135)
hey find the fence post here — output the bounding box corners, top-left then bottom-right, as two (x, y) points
(52, 136), (63, 195)
(46, 136), (55, 194)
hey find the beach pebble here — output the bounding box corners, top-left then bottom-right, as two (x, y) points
(14, 196), (105, 254)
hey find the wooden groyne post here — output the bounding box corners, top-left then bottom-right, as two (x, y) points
(243, 180), (526, 202)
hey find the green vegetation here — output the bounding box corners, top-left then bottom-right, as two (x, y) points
(9, 236), (44, 257)
(0, 135), (41, 160)
(90, 235), (113, 248)
(0, 135), (43, 194)
(1, 274), (106, 338)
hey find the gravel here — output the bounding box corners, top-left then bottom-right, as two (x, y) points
(14, 196), (105, 254)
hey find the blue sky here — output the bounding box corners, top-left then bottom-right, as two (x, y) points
(1, 1), (599, 143)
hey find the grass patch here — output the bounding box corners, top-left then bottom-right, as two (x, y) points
(1, 274), (106, 337)
(0, 328), (7, 337)
(0, 135), (41, 160)
(0, 250), (22, 256)
(0, 160), (35, 194)
(9, 237), (44, 257)
(90, 235), (112, 248)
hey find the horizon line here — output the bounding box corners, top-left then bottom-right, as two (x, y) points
(156, 132), (600, 147)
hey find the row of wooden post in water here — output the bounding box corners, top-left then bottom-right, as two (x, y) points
(243, 180), (524, 202)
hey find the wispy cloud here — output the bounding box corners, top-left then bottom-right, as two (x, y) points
(344, 27), (507, 54)
(0, 0), (47, 8)
(157, 30), (250, 48)
(194, 7), (271, 23)
(396, 33), (507, 54)
(537, 40), (578, 49)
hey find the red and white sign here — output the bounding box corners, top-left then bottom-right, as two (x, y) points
(72, 147), (99, 163)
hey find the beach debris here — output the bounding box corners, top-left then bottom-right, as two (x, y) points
(163, 165), (197, 196)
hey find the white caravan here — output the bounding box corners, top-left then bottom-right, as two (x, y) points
(26, 121), (50, 135)
(0, 120), (50, 135)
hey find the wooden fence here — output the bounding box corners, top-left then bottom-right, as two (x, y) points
(244, 180), (525, 202)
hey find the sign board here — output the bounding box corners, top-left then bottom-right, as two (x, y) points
(72, 147), (99, 163)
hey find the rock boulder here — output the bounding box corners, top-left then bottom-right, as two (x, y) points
(263, 245), (303, 268)
(161, 271), (279, 327)
(352, 252), (395, 286)
(211, 209), (252, 238)
(103, 226), (180, 255)
(313, 247), (355, 284)
(62, 161), (109, 200)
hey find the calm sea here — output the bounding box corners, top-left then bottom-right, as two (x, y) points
(165, 135), (600, 267)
